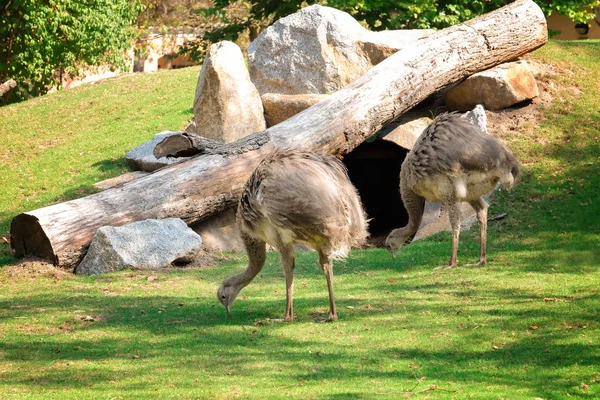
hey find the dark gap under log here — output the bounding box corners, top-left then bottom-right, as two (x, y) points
(343, 140), (408, 239)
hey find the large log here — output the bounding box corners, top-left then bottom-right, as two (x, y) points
(10, 0), (547, 268)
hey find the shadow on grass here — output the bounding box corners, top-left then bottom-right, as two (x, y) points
(91, 156), (129, 176)
(0, 280), (597, 398)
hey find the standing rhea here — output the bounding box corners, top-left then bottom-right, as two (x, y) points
(218, 150), (368, 322)
(385, 112), (520, 269)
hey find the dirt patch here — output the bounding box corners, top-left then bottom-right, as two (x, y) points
(3, 247), (224, 278)
(486, 60), (569, 139)
(1, 258), (71, 280)
(175, 247), (225, 269)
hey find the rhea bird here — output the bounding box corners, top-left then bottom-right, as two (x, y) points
(385, 112), (521, 270)
(217, 149), (368, 322)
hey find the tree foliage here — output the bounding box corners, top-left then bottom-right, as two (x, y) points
(180, 0), (599, 62)
(325, 0), (599, 30)
(0, 0), (142, 102)
(136, 0), (212, 32)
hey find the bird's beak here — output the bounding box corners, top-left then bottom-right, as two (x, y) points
(225, 305), (230, 314)
(388, 246), (398, 260)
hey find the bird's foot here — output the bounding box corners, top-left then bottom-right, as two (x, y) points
(326, 313), (338, 323)
(316, 315), (338, 323)
(433, 264), (457, 271)
(270, 315), (294, 323)
(464, 260), (486, 267)
(269, 318), (287, 323)
(313, 311), (338, 323)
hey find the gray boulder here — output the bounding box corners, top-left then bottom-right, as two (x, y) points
(248, 5), (432, 95)
(76, 218), (203, 275)
(380, 105), (488, 150)
(125, 131), (192, 172)
(189, 41), (266, 143)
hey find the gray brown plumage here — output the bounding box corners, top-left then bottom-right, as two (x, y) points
(218, 149), (368, 321)
(385, 112), (520, 269)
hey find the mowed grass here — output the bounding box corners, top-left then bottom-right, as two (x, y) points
(0, 40), (599, 399)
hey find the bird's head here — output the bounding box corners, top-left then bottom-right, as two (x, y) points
(385, 228), (415, 260)
(217, 282), (239, 314)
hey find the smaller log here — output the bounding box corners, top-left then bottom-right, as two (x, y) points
(153, 133), (222, 158)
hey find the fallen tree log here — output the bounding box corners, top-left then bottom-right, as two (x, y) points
(10, 0), (547, 268)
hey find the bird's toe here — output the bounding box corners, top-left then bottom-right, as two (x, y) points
(326, 314), (338, 323)
(464, 259), (486, 267)
(434, 264), (457, 271)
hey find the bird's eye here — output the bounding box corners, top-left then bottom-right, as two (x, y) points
(221, 295), (226, 300)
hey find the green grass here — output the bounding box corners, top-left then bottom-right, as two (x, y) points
(1, 40), (599, 399)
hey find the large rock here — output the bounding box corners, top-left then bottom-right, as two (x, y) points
(189, 41), (266, 143)
(248, 5), (432, 95)
(125, 131), (193, 172)
(261, 93), (329, 126)
(76, 218), (203, 275)
(444, 60), (539, 111)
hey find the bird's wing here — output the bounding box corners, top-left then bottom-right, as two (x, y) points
(412, 112), (512, 175)
(257, 154), (354, 242)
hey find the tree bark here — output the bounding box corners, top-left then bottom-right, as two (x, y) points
(10, 0), (547, 268)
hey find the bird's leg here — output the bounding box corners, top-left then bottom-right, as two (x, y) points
(465, 197), (488, 267)
(278, 244), (296, 322)
(318, 250), (337, 322)
(435, 202), (461, 270)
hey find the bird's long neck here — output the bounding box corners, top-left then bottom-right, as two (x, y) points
(225, 232), (267, 291)
(400, 174), (425, 238)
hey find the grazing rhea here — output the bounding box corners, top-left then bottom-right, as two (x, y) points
(217, 150), (368, 322)
(385, 112), (520, 269)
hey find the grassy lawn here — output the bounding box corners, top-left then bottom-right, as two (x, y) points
(0, 40), (599, 399)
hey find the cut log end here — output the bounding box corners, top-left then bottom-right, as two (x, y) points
(10, 213), (57, 264)
(153, 134), (196, 158)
